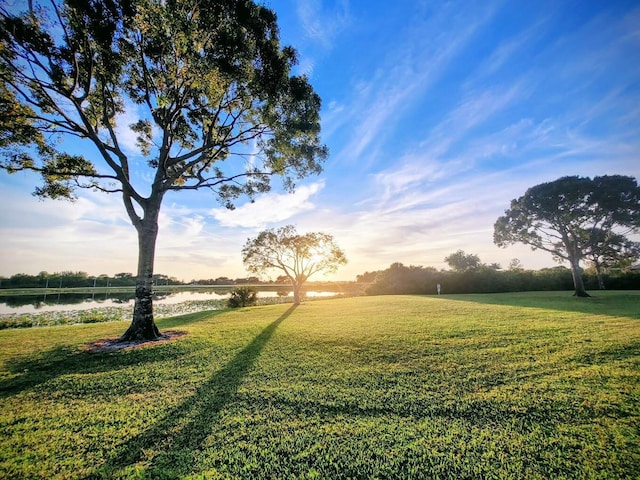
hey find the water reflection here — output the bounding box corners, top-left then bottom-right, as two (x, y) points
(0, 289), (339, 314)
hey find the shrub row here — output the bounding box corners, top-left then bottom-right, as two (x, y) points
(365, 263), (640, 295)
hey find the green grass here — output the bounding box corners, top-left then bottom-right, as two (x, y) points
(1, 292), (639, 479)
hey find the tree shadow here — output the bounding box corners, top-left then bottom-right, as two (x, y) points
(157, 309), (226, 328)
(2, 345), (85, 399)
(0, 310), (225, 399)
(0, 339), (189, 399)
(86, 304), (296, 479)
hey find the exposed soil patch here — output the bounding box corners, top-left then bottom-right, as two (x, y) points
(85, 330), (187, 352)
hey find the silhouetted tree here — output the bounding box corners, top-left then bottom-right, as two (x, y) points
(444, 250), (482, 271)
(242, 225), (346, 304)
(494, 175), (640, 297)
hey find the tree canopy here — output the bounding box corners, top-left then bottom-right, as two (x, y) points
(583, 229), (640, 289)
(494, 175), (640, 297)
(242, 225), (347, 305)
(444, 250), (482, 272)
(0, 0), (327, 340)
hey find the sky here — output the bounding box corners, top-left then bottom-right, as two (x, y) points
(1, 0), (639, 282)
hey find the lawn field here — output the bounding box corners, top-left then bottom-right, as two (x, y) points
(1, 292), (639, 479)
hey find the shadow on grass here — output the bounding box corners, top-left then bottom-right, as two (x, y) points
(435, 291), (640, 318)
(156, 309), (226, 328)
(0, 342), (189, 399)
(0, 310), (225, 399)
(573, 340), (640, 365)
(86, 304), (296, 479)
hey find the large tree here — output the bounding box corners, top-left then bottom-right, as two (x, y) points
(444, 250), (482, 272)
(494, 175), (640, 297)
(0, 0), (327, 340)
(242, 225), (347, 305)
(583, 229), (640, 289)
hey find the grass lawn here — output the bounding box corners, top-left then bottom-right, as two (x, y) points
(1, 291), (639, 479)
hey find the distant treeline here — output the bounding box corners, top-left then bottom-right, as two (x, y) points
(0, 271), (179, 289)
(3, 265), (638, 294)
(0, 271), (267, 289)
(359, 263), (640, 295)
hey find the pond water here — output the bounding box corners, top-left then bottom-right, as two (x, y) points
(0, 289), (338, 315)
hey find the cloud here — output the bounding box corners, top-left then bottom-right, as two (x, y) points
(0, 183), (138, 276)
(113, 102), (145, 155)
(113, 99), (164, 161)
(158, 209), (205, 248)
(296, 57), (316, 77)
(471, 19), (546, 81)
(209, 180), (325, 229)
(299, 163), (567, 278)
(290, 0), (350, 79)
(419, 81), (528, 160)
(329, 2), (499, 166)
(296, 0), (350, 49)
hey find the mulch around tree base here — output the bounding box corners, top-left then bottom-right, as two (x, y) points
(85, 330), (187, 352)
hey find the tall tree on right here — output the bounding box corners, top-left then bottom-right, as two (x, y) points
(493, 175), (640, 297)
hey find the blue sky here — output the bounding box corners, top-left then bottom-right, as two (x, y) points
(1, 0), (639, 282)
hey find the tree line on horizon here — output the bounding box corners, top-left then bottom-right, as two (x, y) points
(3, 247), (638, 294)
(358, 259), (640, 296)
(0, 271), (266, 290)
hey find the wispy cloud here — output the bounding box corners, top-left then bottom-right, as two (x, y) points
(113, 101), (147, 156)
(418, 81), (528, 161)
(159, 209), (205, 247)
(290, 0), (350, 78)
(370, 155), (449, 204)
(0, 184), (138, 275)
(310, 161), (580, 277)
(209, 180), (325, 229)
(471, 19), (547, 81)
(296, 0), (350, 49)
(328, 2), (499, 166)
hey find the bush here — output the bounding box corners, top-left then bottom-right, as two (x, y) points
(227, 287), (258, 308)
(365, 263), (640, 295)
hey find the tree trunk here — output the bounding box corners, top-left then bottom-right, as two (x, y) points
(292, 282), (302, 305)
(594, 262), (606, 290)
(119, 202), (162, 342)
(569, 256), (590, 297)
